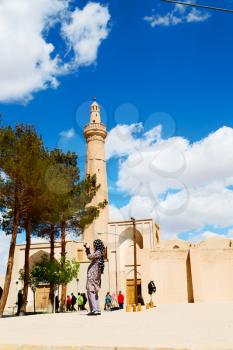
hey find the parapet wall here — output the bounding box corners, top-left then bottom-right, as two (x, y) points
(146, 237), (233, 303)
(190, 247), (233, 302)
(144, 249), (192, 303)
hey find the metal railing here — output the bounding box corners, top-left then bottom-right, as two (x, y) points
(84, 123), (106, 131)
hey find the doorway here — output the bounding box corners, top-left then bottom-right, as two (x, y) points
(36, 285), (50, 311)
(126, 279), (141, 305)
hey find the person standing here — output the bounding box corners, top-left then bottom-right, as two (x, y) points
(77, 293), (84, 311)
(118, 291), (124, 309)
(84, 240), (105, 316)
(55, 295), (60, 313)
(66, 295), (71, 311)
(111, 292), (119, 311)
(71, 293), (77, 311)
(0, 286), (3, 300)
(104, 292), (112, 311)
(16, 290), (23, 316)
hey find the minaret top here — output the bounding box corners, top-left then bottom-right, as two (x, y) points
(90, 97), (100, 123)
(84, 97), (107, 141)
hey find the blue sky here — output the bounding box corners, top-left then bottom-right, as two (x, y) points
(1, 0), (233, 249)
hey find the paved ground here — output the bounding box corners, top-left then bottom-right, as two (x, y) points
(0, 303), (233, 349)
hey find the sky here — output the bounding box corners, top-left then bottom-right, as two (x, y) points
(1, 0), (233, 273)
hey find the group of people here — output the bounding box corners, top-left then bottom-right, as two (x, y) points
(55, 292), (88, 312)
(66, 292), (88, 312)
(104, 291), (125, 311)
(63, 290), (126, 313)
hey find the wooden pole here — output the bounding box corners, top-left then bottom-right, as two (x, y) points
(132, 217), (138, 305)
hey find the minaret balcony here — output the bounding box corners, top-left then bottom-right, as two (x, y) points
(84, 122), (106, 131)
(84, 122), (107, 140)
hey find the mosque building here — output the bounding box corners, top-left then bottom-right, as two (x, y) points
(2, 99), (233, 312)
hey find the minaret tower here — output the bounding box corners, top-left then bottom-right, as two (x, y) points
(83, 97), (109, 245)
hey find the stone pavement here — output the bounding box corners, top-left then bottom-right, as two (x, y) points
(0, 303), (233, 350)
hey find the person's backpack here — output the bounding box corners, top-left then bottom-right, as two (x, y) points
(105, 295), (112, 305)
(78, 295), (83, 305)
(148, 280), (156, 295)
(72, 296), (77, 304)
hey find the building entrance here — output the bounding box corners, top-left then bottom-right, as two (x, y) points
(126, 279), (141, 305)
(36, 285), (50, 311)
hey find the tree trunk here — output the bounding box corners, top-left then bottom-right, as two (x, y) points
(20, 218), (31, 314)
(49, 225), (55, 312)
(60, 221), (66, 312)
(0, 208), (20, 317)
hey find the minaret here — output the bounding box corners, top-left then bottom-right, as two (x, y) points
(83, 97), (109, 246)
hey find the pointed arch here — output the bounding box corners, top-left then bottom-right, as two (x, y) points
(119, 227), (143, 249)
(29, 250), (50, 271)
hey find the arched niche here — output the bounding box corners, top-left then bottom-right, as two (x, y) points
(29, 250), (50, 271)
(118, 227), (143, 249)
(126, 268), (142, 279)
(118, 227), (143, 269)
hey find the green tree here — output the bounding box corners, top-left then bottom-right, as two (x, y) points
(0, 122), (48, 316)
(0, 124), (28, 317)
(16, 125), (48, 314)
(19, 257), (80, 312)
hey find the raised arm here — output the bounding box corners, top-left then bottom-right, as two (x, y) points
(84, 244), (101, 261)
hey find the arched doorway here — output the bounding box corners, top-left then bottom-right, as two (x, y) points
(29, 250), (50, 311)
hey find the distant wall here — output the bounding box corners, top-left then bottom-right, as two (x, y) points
(145, 240), (233, 304)
(146, 249), (192, 303)
(190, 247), (233, 302)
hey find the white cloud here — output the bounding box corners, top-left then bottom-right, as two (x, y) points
(106, 123), (161, 160)
(144, 4), (210, 27)
(0, 0), (67, 103)
(186, 8), (210, 22)
(107, 124), (233, 239)
(110, 125), (233, 195)
(62, 2), (110, 66)
(109, 185), (233, 239)
(59, 127), (75, 140)
(0, 1), (110, 103)
(189, 230), (233, 243)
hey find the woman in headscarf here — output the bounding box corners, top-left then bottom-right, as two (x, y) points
(110, 292), (119, 311)
(84, 239), (105, 316)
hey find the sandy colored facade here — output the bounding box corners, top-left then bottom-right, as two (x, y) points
(2, 233), (233, 312)
(1, 99), (233, 313)
(83, 98), (109, 247)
